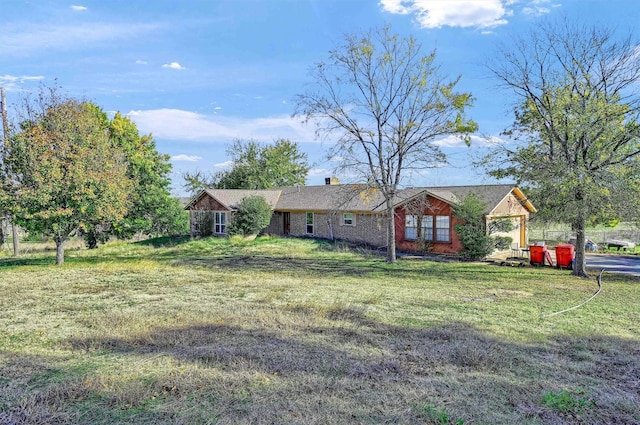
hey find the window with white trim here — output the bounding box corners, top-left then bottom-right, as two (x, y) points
(214, 212), (226, 234)
(405, 215), (432, 240)
(405, 214), (449, 242)
(435, 215), (450, 242)
(342, 213), (355, 226)
(306, 212), (314, 235)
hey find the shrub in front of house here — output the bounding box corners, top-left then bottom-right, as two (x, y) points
(454, 194), (494, 260)
(226, 196), (273, 237)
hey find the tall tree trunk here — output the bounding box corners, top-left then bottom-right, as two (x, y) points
(1, 89), (19, 257)
(572, 200), (589, 278)
(12, 221), (19, 257)
(55, 237), (65, 266)
(386, 201), (396, 263)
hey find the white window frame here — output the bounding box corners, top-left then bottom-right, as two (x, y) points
(342, 213), (355, 226)
(306, 212), (314, 235)
(214, 211), (227, 234)
(435, 215), (450, 242)
(405, 215), (418, 240)
(405, 214), (433, 241)
(423, 215), (434, 241)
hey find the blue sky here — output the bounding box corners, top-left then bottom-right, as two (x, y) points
(3, 0), (640, 195)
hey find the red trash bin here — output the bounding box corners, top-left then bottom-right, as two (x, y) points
(555, 243), (575, 269)
(529, 245), (547, 266)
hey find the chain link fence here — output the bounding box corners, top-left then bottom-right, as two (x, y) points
(529, 228), (640, 245)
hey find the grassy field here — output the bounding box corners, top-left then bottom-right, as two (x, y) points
(0, 236), (638, 424)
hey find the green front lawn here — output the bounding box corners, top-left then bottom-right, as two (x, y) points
(1, 236), (638, 424)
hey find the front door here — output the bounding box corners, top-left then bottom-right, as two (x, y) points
(283, 212), (290, 235)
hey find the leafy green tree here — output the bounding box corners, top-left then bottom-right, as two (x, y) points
(295, 26), (477, 263)
(454, 194), (494, 260)
(226, 196), (273, 237)
(84, 113), (188, 247)
(484, 20), (640, 277)
(454, 194), (514, 259)
(2, 87), (131, 264)
(183, 138), (309, 193)
(1, 87), (21, 257)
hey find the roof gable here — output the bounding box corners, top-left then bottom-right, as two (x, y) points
(185, 189), (281, 211)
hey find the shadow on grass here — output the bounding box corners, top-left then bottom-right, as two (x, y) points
(43, 311), (640, 424)
(0, 256), (56, 268)
(0, 236), (562, 284)
(133, 235), (192, 248)
(173, 254), (403, 279)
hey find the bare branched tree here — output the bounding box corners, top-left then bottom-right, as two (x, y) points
(295, 26), (477, 262)
(483, 19), (640, 277)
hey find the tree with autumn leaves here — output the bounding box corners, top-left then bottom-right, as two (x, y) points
(83, 112), (188, 248)
(0, 87), (186, 264)
(1, 88), (131, 264)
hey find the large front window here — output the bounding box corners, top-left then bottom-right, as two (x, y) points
(405, 214), (448, 242)
(214, 212), (226, 234)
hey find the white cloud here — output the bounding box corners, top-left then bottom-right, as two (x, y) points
(214, 160), (233, 169)
(380, 0), (513, 29)
(434, 134), (505, 148)
(307, 167), (332, 177)
(171, 154), (202, 162)
(71, 5), (87, 11)
(0, 74), (45, 90)
(126, 108), (318, 143)
(0, 74), (45, 83)
(522, 0), (557, 16)
(162, 62), (186, 70)
(1, 22), (161, 56)
(135, 59), (148, 65)
(379, 0), (412, 14)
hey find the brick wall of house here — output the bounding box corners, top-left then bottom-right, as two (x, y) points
(189, 194), (232, 235)
(192, 195), (227, 211)
(265, 211), (387, 247)
(264, 213), (282, 235)
(395, 197), (465, 254)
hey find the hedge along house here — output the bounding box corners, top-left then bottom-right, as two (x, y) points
(185, 181), (536, 254)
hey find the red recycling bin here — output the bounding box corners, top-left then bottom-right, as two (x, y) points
(529, 245), (547, 266)
(555, 243), (575, 269)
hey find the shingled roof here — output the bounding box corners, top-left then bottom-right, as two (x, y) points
(274, 185), (388, 212)
(185, 184), (535, 214)
(185, 189), (282, 210)
(419, 184), (535, 214)
(273, 183), (533, 214)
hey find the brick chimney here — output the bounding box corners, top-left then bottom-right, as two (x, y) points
(325, 177), (340, 185)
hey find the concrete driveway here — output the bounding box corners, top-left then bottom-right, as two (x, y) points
(585, 254), (640, 276)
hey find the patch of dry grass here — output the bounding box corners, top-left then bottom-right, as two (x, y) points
(0, 236), (638, 424)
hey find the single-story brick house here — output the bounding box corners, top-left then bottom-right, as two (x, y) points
(185, 180), (536, 254)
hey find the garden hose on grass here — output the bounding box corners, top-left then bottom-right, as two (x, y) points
(542, 269), (604, 318)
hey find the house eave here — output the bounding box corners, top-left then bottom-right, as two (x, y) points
(184, 189), (235, 211)
(512, 187), (537, 213)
